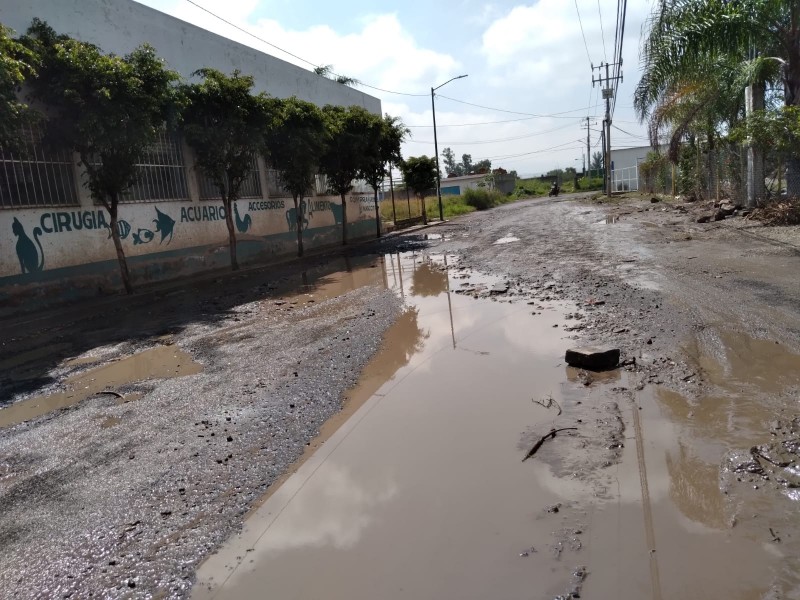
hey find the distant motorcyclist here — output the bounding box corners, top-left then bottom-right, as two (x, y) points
(548, 181), (560, 197)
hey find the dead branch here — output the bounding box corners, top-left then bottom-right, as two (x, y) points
(521, 427), (578, 462)
(532, 395), (562, 416)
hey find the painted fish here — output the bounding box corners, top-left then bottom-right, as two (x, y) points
(153, 207), (176, 244)
(107, 219), (131, 240)
(132, 228), (155, 245)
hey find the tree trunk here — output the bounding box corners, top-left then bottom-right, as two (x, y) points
(746, 84), (766, 206)
(420, 195), (427, 225)
(294, 194), (304, 257)
(223, 195), (239, 271)
(373, 186), (381, 238)
(341, 192), (348, 245)
(784, 9), (800, 196)
(108, 195), (133, 295)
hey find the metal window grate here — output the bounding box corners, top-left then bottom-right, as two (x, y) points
(120, 130), (189, 203)
(265, 168), (292, 198)
(199, 157), (262, 201)
(0, 124), (78, 209)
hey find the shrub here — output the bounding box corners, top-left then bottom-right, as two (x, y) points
(463, 187), (504, 210)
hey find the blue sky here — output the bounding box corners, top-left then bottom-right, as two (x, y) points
(134, 0), (655, 175)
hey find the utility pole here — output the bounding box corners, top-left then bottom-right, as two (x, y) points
(592, 61), (623, 197)
(581, 117), (595, 177)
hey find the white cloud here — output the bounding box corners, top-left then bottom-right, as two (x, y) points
(137, 1), (459, 97)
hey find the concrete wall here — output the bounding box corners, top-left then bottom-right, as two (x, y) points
(439, 173), (516, 195)
(0, 0), (382, 311)
(610, 145), (668, 172)
(0, 0), (381, 114)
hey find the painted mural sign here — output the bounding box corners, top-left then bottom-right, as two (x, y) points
(3, 195), (371, 281)
(9, 206), (176, 275)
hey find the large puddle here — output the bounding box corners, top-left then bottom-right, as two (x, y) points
(194, 252), (594, 599)
(0, 345), (202, 428)
(192, 249), (800, 600)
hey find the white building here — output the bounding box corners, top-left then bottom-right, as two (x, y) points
(609, 144), (669, 192)
(0, 0), (381, 310)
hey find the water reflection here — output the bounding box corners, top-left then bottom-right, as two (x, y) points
(259, 464), (397, 552)
(410, 260), (448, 297)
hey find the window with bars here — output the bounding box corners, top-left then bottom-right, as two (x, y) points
(0, 124), (78, 209)
(265, 168), (292, 198)
(198, 157), (262, 200)
(119, 130), (189, 203)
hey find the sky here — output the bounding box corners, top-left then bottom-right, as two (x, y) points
(134, 0), (656, 176)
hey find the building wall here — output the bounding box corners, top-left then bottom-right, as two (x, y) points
(440, 173), (516, 196)
(0, 0), (381, 312)
(0, 0), (381, 113)
(610, 145), (668, 172)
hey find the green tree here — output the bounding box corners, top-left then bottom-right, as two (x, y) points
(361, 113), (408, 237)
(399, 155), (438, 199)
(268, 97), (326, 257)
(0, 24), (38, 149)
(461, 153), (473, 174)
(319, 104), (373, 245)
(181, 69), (275, 271)
(441, 147), (462, 176)
(23, 21), (179, 294)
(591, 151), (603, 171)
(474, 158), (492, 173)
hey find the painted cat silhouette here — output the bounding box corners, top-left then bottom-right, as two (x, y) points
(234, 203), (252, 233)
(12, 217), (44, 274)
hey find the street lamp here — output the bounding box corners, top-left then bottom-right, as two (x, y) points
(432, 74), (468, 222)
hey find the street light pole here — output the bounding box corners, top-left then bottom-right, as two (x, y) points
(432, 74), (468, 222)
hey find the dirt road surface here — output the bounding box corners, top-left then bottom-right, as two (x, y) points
(1, 192), (799, 599)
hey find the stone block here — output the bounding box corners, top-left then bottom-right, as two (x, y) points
(565, 347), (620, 371)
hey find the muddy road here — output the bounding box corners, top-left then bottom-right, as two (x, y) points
(1, 193), (799, 599)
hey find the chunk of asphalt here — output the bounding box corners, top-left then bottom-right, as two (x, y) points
(565, 347), (620, 371)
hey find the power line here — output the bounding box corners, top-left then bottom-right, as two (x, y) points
(573, 0), (593, 67)
(611, 124), (648, 139)
(413, 122), (578, 145)
(406, 105), (596, 128)
(610, 0), (628, 117)
(475, 139), (586, 162)
(406, 116), (539, 128)
(597, 0), (609, 63)
(436, 96), (593, 118)
(182, 0), (428, 97)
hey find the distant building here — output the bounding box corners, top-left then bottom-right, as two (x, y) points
(440, 173), (516, 196)
(1, 0), (381, 310)
(609, 144), (669, 192)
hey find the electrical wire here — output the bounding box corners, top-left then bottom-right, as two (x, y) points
(406, 104), (596, 128)
(474, 139), (586, 162)
(182, 0), (429, 97)
(436, 96), (593, 118)
(413, 122), (578, 145)
(573, 0), (593, 67)
(597, 0), (609, 63)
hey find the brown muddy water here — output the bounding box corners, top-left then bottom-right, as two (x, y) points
(193, 249), (800, 600)
(0, 345), (202, 428)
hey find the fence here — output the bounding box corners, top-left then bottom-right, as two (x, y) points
(612, 166), (640, 192)
(378, 174), (427, 229)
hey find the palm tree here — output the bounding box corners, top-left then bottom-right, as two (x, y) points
(636, 1), (799, 195)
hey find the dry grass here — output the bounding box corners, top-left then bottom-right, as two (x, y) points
(748, 198), (800, 225)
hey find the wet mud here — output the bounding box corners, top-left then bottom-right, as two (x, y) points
(2, 193), (799, 599)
